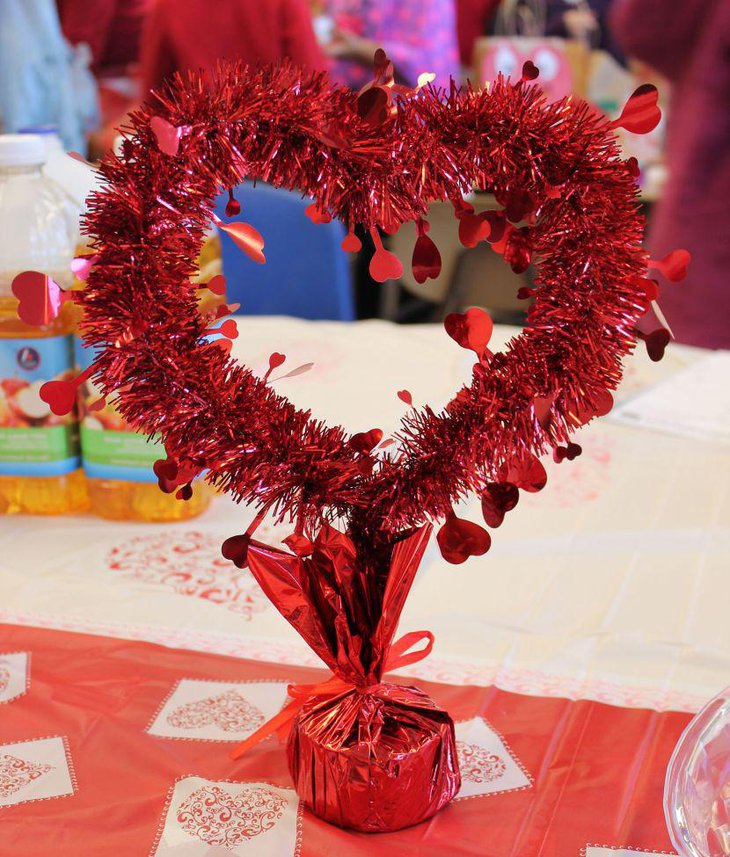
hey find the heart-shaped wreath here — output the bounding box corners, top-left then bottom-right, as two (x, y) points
(36, 58), (678, 566)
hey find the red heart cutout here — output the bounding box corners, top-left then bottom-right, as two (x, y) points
(225, 196), (241, 217)
(369, 246), (403, 283)
(649, 249), (691, 282)
(481, 482), (519, 528)
(397, 390), (413, 406)
(150, 116), (184, 156)
(444, 307), (493, 355)
(11, 271), (67, 326)
(522, 61), (539, 81)
(437, 516), (491, 564)
(357, 86), (390, 128)
(40, 378), (77, 416)
(219, 221), (266, 264)
(349, 428), (383, 454)
(206, 274), (227, 296)
(176, 483), (193, 501)
(217, 319), (239, 339)
(221, 533), (251, 568)
(305, 203), (332, 224)
(269, 352), (286, 371)
(497, 453), (547, 493)
(458, 213), (490, 248)
(612, 84), (661, 135)
(532, 394), (554, 429)
(412, 234), (442, 283)
(283, 534), (314, 556)
(342, 231), (362, 253)
(639, 327), (671, 362)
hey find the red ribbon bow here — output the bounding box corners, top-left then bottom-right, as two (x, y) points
(230, 630), (434, 760)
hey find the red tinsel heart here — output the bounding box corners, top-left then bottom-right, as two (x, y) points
(649, 249), (691, 282)
(61, 62), (671, 575)
(458, 213), (490, 248)
(218, 220), (265, 264)
(522, 61), (539, 81)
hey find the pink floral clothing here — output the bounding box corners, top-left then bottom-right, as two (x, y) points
(327, 0), (460, 90)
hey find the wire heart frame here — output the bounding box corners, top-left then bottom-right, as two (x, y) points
(38, 59), (674, 566)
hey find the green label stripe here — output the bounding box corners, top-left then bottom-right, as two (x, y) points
(0, 425), (77, 463)
(80, 426), (161, 470)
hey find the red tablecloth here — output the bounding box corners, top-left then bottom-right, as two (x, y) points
(0, 623), (687, 856)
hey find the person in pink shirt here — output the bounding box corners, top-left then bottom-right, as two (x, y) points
(324, 0), (460, 90)
(611, 0), (730, 349)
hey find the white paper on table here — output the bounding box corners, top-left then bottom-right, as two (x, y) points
(610, 351), (730, 444)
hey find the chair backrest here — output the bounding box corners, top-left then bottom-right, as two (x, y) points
(214, 183), (355, 321)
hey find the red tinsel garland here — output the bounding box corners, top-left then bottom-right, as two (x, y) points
(70, 61), (653, 560)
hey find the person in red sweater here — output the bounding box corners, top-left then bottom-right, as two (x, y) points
(611, 0), (730, 349)
(140, 0), (328, 94)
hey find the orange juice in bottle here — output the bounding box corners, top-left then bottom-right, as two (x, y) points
(0, 135), (86, 514)
(76, 226), (222, 522)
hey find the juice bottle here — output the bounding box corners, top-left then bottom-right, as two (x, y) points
(0, 135), (86, 514)
(75, 229), (221, 523)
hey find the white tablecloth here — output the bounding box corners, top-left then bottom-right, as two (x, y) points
(1, 320), (728, 713)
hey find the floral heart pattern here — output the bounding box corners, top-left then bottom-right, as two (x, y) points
(107, 531), (270, 619)
(167, 690), (265, 733)
(0, 666), (9, 695)
(456, 741), (507, 785)
(0, 754), (53, 798)
(176, 784), (286, 847)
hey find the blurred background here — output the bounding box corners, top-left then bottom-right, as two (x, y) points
(1, 0), (727, 350)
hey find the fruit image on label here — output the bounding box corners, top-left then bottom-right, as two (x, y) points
(0, 335), (80, 476)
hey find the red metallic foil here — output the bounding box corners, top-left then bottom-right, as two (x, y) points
(246, 524), (461, 832)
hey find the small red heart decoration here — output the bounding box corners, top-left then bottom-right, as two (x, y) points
(269, 352), (286, 371)
(612, 84), (661, 135)
(217, 319), (239, 339)
(219, 221), (266, 264)
(521, 61), (539, 81)
(481, 482), (519, 528)
(283, 534), (314, 556)
(532, 394), (554, 429)
(458, 213), (490, 248)
(369, 246), (403, 282)
(412, 234), (442, 283)
(39, 378), (77, 416)
(206, 274), (227, 296)
(305, 203), (332, 224)
(357, 86), (390, 128)
(11, 271), (67, 326)
(349, 428), (383, 454)
(397, 390), (413, 406)
(497, 453), (547, 493)
(437, 516), (491, 564)
(176, 483), (193, 501)
(639, 327), (671, 362)
(649, 249), (691, 282)
(444, 307), (493, 355)
(150, 116), (184, 156)
(221, 533), (251, 568)
(342, 231), (362, 253)
(225, 197), (241, 218)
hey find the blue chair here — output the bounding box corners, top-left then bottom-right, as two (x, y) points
(213, 184), (355, 320)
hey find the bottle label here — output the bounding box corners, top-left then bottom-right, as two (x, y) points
(75, 337), (161, 482)
(0, 335), (80, 475)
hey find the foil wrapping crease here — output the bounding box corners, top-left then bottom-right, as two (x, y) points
(246, 523), (461, 832)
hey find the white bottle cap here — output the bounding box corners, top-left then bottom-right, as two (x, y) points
(0, 134), (46, 168)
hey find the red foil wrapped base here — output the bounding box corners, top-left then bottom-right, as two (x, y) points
(288, 682), (460, 832)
